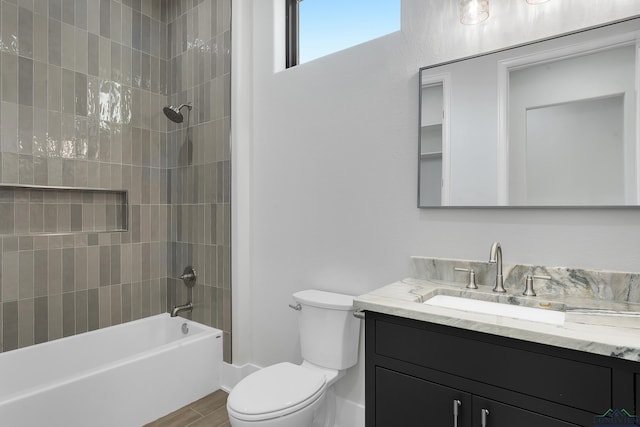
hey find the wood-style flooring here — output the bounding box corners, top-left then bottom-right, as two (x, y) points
(144, 390), (231, 427)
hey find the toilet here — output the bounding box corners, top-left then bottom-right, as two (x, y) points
(227, 290), (361, 427)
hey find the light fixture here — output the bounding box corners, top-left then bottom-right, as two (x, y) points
(526, 0), (550, 4)
(460, 0), (490, 25)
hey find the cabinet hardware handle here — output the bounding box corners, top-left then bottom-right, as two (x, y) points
(481, 408), (489, 427)
(453, 400), (461, 427)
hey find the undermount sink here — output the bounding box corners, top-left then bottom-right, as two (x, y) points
(424, 294), (566, 325)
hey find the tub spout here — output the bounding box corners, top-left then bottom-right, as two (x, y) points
(171, 302), (193, 317)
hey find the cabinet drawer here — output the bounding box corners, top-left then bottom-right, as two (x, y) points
(375, 318), (611, 413)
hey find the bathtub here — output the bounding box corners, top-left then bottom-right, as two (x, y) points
(0, 313), (223, 427)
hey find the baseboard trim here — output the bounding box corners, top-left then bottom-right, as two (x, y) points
(335, 397), (365, 427)
(220, 361), (260, 392)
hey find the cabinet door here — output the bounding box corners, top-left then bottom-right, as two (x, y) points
(375, 366), (471, 427)
(471, 396), (582, 427)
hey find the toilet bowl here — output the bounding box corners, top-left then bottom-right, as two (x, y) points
(227, 362), (338, 427)
(227, 290), (361, 427)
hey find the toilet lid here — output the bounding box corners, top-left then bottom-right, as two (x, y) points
(228, 362), (326, 416)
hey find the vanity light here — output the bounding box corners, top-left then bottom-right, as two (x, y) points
(526, 0), (550, 4)
(460, 0), (489, 25)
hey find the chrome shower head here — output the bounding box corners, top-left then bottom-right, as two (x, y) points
(163, 103), (192, 123)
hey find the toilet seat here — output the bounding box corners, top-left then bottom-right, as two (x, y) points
(228, 362), (327, 422)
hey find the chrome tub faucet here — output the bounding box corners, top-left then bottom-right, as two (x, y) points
(171, 302), (194, 317)
(171, 265), (197, 317)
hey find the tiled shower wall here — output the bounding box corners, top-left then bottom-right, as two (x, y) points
(0, 0), (232, 362)
(165, 0), (232, 361)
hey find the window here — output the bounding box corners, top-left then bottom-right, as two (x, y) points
(286, 0), (401, 67)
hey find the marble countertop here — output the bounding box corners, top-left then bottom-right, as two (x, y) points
(354, 278), (640, 362)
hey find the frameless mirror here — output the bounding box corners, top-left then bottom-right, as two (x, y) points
(418, 18), (640, 207)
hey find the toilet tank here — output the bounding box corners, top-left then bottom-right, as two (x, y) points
(292, 290), (361, 370)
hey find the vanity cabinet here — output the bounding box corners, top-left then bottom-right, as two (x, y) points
(365, 312), (639, 427)
(376, 367), (579, 426)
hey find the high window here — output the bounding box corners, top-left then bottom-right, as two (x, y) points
(286, 0), (401, 67)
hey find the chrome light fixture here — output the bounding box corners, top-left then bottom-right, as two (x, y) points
(460, 0), (489, 25)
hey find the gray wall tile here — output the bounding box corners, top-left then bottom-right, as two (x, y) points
(2, 2), (19, 55)
(34, 250), (48, 297)
(75, 247), (87, 290)
(0, 204), (15, 235)
(18, 7), (34, 59)
(50, 0), (63, 21)
(15, 203), (29, 234)
(75, 0), (87, 30)
(75, 289), (88, 333)
(100, 0), (111, 38)
(63, 0), (75, 26)
(98, 285), (110, 327)
(62, 248), (75, 293)
(19, 58), (34, 107)
(48, 18), (62, 66)
(2, 53), (19, 103)
(61, 22), (76, 70)
(61, 69), (75, 114)
(0, 0), (231, 363)
(87, 288), (99, 331)
(48, 293), (63, 340)
(33, 13), (48, 63)
(110, 284), (122, 324)
(2, 252), (19, 301)
(19, 250), (34, 299)
(34, 296), (48, 344)
(2, 301), (18, 351)
(62, 291), (75, 337)
(87, 33), (99, 77)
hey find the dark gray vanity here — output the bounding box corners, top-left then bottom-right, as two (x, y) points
(356, 257), (640, 426)
(365, 311), (637, 426)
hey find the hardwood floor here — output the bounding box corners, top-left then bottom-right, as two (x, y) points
(144, 390), (230, 427)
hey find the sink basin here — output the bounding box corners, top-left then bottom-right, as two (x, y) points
(424, 295), (565, 325)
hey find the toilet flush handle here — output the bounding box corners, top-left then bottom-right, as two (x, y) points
(288, 303), (301, 311)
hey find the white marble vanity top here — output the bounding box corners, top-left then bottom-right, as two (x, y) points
(354, 277), (640, 362)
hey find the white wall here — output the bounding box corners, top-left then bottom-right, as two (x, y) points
(232, 0), (640, 416)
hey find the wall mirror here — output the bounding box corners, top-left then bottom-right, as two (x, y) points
(418, 18), (640, 207)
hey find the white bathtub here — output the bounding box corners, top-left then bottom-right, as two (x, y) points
(0, 314), (223, 427)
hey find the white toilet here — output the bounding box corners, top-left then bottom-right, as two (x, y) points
(227, 290), (361, 427)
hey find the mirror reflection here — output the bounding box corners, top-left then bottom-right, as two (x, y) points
(418, 18), (640, 207)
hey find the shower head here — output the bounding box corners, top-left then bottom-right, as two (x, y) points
(163, 103), (192, 123)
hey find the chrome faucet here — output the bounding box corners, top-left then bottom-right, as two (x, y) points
(171, 265), (197, 317)
(489, 241), (506, 293)
(171, 302), (194, 317)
